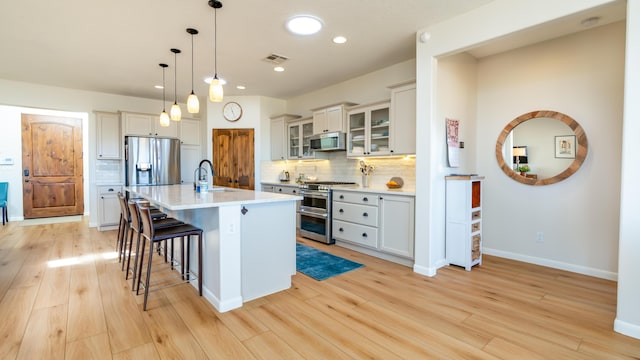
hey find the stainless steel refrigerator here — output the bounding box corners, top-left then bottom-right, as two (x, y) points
(125, 136), (181, 186)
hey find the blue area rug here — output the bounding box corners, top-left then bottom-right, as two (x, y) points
(296, 243), (364, 281)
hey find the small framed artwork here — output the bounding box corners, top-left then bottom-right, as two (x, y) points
(555, 135), (576, 158)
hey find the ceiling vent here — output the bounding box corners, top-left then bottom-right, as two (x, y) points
(262, 53), (289, 65)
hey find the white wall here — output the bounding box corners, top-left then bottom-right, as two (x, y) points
(477, 22), (624, 278)
(0, 78), (202, 226)
(432, 53), (479, 264)
(286, 59), (416, 117)
(615, 0), (640, 340)
(414, 0), (621, 276)
(206, 95), (286, 188)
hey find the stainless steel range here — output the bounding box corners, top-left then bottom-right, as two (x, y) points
(298, 181), (356, 244)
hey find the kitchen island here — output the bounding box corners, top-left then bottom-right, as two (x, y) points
(126, 184), (301, 312)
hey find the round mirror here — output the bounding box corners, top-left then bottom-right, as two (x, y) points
(495, 110), (588, 186)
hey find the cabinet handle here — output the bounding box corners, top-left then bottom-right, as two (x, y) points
(379, 196), (383, 200)
(278, 189), (282, 192)
(101, 196), (104, 199)
(339, 227), (344, 232)
(99, 154), (102, 157)
(108, 188), (115, 192)
(339, 195), (344, 199)
(339, 209), (344, 213)
(363, 197), (368, 202)
(363, 212), (368, 217)
(292, 190), (297, 194)
(362, 233), (368, 238)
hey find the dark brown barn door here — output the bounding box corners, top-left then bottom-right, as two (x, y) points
(21, 114), (84, 218)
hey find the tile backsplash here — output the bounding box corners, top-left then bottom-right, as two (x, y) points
(261, 152), (416, 190)
(95, 159), (122, 183)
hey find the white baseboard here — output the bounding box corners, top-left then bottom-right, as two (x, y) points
(483, 247), (618, 281)
(413, 264), (437, 277)
(614, 318), (640, 340)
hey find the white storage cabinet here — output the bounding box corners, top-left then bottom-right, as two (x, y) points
(445, 176), (484, 271)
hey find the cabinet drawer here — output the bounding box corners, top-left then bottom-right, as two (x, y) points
(98, 185), (121, 195)
(471, 222), (481, 232)
(333, 202), (378, 227)
(275, 186), (299, 195)
(471, 210), (481, 221)
(333, 191), (379, 206)
(333, 219), (378, 248)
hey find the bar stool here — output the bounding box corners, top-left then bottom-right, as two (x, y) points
(123, 199), (183, 282)
(137, 203), (203, 310)
(117, 193), (173, 265)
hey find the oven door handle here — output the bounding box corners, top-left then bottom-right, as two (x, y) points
(298, 208), (328, 219)
(299, 191), (328, 200)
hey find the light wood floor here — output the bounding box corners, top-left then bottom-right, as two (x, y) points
(1, 218), (639, 359)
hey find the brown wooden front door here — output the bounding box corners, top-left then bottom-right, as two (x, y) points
(212, 128), (254, 190)
(21, 114), (84, 218)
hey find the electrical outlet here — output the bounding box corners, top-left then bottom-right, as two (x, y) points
(536, 231), (544, 243)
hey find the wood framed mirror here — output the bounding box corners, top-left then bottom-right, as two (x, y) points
(495, 110), (588, 186)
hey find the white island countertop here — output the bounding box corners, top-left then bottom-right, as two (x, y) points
(127, 184), (302, 210)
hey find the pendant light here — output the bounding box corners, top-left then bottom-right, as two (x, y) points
(186, 28), (200, 113)
(208, 0), (224, 102)
(159, 63), (170, 127)
(170, 48), (182, 121)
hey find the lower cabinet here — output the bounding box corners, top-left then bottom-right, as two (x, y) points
(379, 194), (415, 258)
(98, 185), (122, 231)
(332, 190), (414, 264)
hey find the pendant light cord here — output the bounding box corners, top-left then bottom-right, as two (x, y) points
(191, 33), (195, 92)
(162, 66), (166, 111)
(174, 52), (178, 103)
(214, 7), (218, 77)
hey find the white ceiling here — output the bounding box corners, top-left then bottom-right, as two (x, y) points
(0, 0), (626, 103)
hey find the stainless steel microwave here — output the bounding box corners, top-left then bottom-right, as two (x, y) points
(309, 131), (346, 151)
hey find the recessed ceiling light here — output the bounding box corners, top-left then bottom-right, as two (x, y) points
(286, 15), (323, 35)
(236, 85), (246, 90)
(274, 66), (285, 72)
(580, 16), (601, 27)
(154, 85), (164, 89)
(204, 76), (226, 85)
(333, 36), (347, 44)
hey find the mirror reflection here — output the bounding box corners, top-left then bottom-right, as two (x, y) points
(507, 117), (575, 178)
(495, 110), (588, 186)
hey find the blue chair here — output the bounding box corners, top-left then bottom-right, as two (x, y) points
(0, 182), (7, 225)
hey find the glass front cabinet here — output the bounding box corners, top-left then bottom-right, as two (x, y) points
(347, 100), (391, 157)
(288, 118), (319, 159)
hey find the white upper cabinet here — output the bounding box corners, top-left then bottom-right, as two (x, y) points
(311, 102), (356, 134)
(122, 111), (178, 138)
(179, 118), (201, 146)
(287, 117), (327, 160)
(95, 111), (121, 159)
(388, 81), (416, 155)
(347, 100), (391, 157)
(270, 114), (301, 161)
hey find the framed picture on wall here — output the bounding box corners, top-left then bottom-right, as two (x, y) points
(555, 135), (576, 158)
